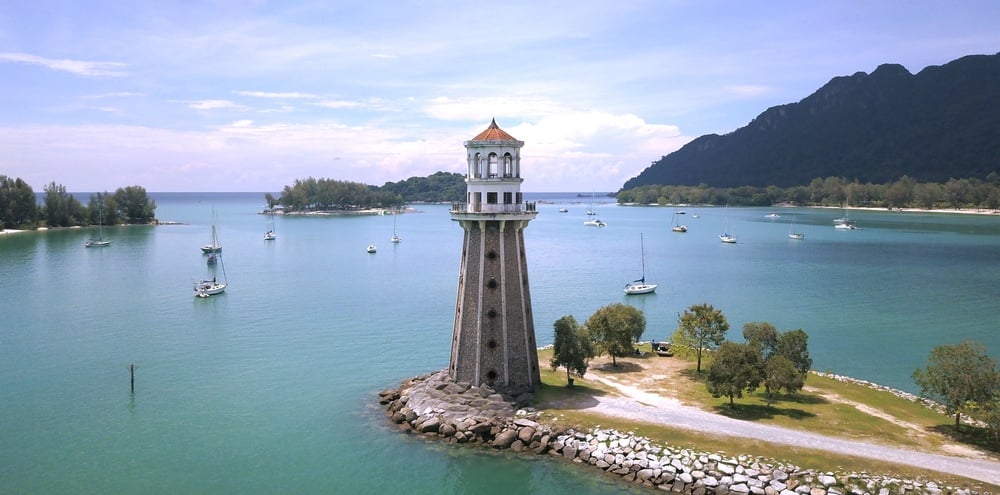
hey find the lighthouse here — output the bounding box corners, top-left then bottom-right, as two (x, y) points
(449, 119), (540, 396)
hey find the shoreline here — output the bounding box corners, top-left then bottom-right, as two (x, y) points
(380, 370), (1000, 492)
(812, 205), (1000, 216)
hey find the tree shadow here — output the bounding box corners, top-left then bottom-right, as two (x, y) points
(927, 423), (1000, 455)
(532, 381), (607, 410)
(679, 367), (707, 383)
(774, 392), (828, 406)
(712, 402), (816, 421)
(592, 361), (644, 374)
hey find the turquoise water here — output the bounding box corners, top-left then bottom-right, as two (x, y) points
(2, 192), (998, 494)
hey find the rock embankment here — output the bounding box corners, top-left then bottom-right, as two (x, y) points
(379, 370), (984, 495)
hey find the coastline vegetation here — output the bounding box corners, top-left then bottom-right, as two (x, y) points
(617, 174), (1000, 211)
(0, 175), (156, 230)
(267, 172), (465, 212)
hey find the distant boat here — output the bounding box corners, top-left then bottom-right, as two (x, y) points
(788, 215), (804, 240)
(367, 244), (377, 253)
(834, 202), (857, 230)
(84, 208), (110, 248)
(194, 275), (227, 298)
(558, 208), (568, 213)
(765, 213), (780, 219)
(391, 211), (401, 243)
(201, 209), (223, 253)
(720, 206), (737, 243)
(194, 253), (227, 298)
(264, 211), (276, 240)
(583, 219), (607, 227)
(671, 212), (687, 233)
(624, 233), (658, 295)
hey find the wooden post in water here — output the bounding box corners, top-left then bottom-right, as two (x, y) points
(128, 363), (137, 393)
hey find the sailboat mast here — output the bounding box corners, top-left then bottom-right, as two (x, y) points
(640, 233), (646, 281)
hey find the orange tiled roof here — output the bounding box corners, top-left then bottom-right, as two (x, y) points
(470, 118), (517, 141)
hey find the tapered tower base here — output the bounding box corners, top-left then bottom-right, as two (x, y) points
(449, 214), (539, 396)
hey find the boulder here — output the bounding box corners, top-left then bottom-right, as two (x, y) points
(492, 429), (518, 448)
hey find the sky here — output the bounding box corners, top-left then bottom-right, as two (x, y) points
(1, 1), (998, 193)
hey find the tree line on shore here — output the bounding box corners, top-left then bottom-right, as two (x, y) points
(0, 175), (156, 230)
(550, 302), (1000, 449)
(617, 174), (1000, 210)
(264, 172), (466, 212)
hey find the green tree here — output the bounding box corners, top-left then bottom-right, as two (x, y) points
(43, 181), (86, 227)
(585, 303), (645, 367)
(674, 303), (729, 373)
(742, 322), (778, 362)
(776, 329), (812, 375)
(912, 341), (1000, 431)
(0, 176), (38, 229)
(706, 341), (762, 406)
(973, 397), (1000, 448)
(763, 355), (804, 405)
(113, 185), (156, 224)
(87, 192), (120, 226)
(550, 315), (594, 387)
(741, 323), (810, 402)
(264, 193), (279, 209)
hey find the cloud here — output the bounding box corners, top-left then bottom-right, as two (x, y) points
(0, 105), (692, 192)
(233, 90), (318, 99)
(0, 52), (127, 77)
(82, 92), (145, 99)
(182, 99), (247, 111)
(313, 99), (362, 109)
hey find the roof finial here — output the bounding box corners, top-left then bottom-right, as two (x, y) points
(489, 117), (498, 129)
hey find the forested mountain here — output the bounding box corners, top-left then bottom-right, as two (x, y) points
(379, 171), (465, 202)
(623, 53), (1000, 190)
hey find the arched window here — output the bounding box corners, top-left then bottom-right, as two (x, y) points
(475, 153), (484, 178)
(488, 153), (498, 178)
(503, 153), (513, 177)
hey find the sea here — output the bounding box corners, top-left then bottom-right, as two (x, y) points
(2, 192), (998, 494)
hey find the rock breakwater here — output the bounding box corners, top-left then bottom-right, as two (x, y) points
(380, 370), (984, 494)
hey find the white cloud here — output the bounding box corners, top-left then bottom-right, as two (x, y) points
(233, 90), (318, 99)
(183, 99), (247, 111)
(313, 100), (362, 109)
(0, 52), (127, 77)
(0, 112), (691, 192)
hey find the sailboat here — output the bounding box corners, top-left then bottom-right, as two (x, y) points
(264, 210), (276, 240)
(84, 208), (111, 247)
(719, 206), (737, 243)
(788, 215), (804, 240)
(833, 202), (857, 230)
(194, 256), (228, 297)
(671, 212), (687, 233)
(201, 209), (223, 253)
(391, 210), (401, 243)
(624, 233), (658, 295)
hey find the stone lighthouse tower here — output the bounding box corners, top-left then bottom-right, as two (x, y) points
(449, 119), (540, 396)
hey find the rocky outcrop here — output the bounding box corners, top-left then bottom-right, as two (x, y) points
(379, 370), (983, 494)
